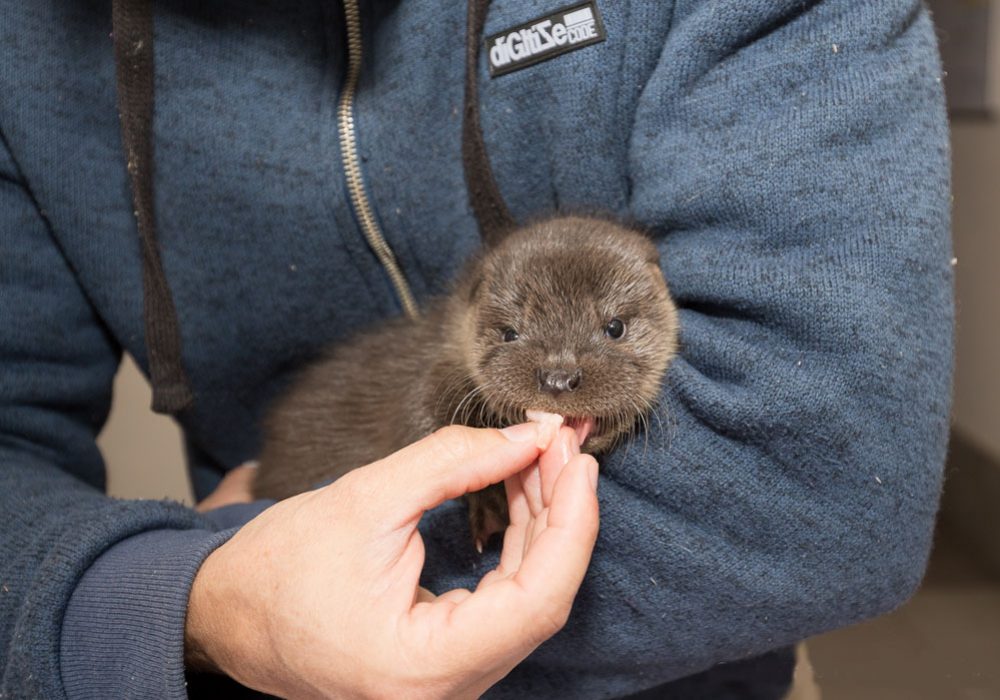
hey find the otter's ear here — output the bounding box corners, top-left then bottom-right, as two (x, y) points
(457, 255), (486, 302)
(468, 276), (483, 302)
(647, 264), (663, 285)
(626, 231), (662, 267)
(642, 240), (662, 267)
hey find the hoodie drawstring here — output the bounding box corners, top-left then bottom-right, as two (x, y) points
(463, 0), (518, 248)
(112, 0), (194, 414)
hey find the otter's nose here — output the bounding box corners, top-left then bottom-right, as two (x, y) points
(537, 368), (583, 395)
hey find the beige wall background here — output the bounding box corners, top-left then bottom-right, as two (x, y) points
(98, 354), (190, 503)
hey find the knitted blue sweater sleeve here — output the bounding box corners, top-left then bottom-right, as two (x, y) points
(0, 133), (258, 699)
(423, 1), (952, 697)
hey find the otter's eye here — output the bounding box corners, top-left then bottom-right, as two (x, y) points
(605, 318), (626, 340)
(502, 328), (520, 343)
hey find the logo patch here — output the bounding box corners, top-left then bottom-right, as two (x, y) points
(486, 2), (606, 78)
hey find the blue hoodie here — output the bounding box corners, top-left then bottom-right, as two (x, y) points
(0, 1), (952, 698)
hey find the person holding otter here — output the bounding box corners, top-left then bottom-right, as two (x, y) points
(1, 1), (952, 699)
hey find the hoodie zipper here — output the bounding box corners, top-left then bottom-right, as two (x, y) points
(337, 0), (419, 319)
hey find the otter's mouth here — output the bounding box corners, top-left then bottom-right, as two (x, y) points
(564, 416), (597, 447)
(525, 410), (597, 449)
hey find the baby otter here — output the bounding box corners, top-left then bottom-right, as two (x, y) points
(253, 215), (679, 546)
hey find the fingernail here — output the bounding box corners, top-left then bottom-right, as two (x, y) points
(524, 412), (563, 450)
(501, 422), (538, 442)
(525, 410), (562, 424)
(240, 460), (260, 470)
(587, 460), (599, 491)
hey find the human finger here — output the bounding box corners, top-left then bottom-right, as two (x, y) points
(515, 454), (599, 598)
(367, 423), (558, 524)
(518, 460), (544, 516)
(498, 427), (575, 576)
(521, 411), (565, 514)
(539, 427), (581, 507)
(505, 472), (531, 528)
(446, 454), (599, 658)
(493, 473), (531, 577)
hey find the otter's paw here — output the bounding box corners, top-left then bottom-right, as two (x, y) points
(465, 485), (509, 554)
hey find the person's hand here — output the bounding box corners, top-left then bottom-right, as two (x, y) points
(185, 421), (600, 699)
(195, 462), (257, 512)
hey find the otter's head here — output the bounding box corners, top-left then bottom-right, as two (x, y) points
(456, 216), (679, 453)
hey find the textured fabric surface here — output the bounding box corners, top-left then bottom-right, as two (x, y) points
(0, 1), (952, 699)
(60, 528), (237, 700)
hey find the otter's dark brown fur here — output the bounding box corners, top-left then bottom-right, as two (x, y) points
(253, 216), (679, 541)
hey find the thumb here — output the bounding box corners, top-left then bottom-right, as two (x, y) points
(196, 462), (258, 513)
(368, 423), (559, 522)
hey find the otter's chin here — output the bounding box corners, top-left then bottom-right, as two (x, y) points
(566, 416), (635, 455)
(580, 431), (616, 455)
